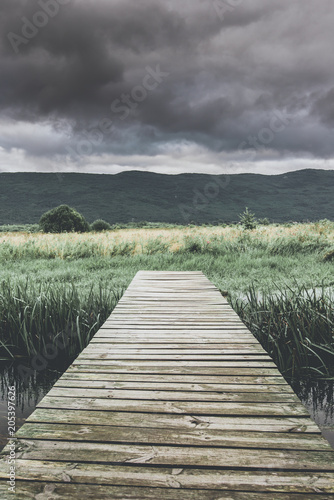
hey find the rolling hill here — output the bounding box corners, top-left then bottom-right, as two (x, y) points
(0, 169), (333, 224)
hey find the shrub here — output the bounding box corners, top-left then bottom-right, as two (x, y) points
(258, 217), (270, 225)
(91, 219), (111, 231)
(39, 205), (89, 233)
(183, 237), (203, 253)
(239, 207), (257, 230)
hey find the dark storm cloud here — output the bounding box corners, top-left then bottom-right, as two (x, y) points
(0, 0), (334, 165)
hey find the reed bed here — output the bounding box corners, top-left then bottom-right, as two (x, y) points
(0, 222), (333, 378)
(0, 279), (123, 359)
(232, 286), (334, 378)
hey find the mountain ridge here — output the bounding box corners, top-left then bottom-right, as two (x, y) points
(0, 169), (333, 224)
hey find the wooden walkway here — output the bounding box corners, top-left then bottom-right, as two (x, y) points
(1, 271), (334, 498)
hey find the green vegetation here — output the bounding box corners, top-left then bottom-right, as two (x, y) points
(91, 219), (112, 231)
(239, 207), (257, 230)
(258, 217), (270, 226)
(0, 223), (333, 378)
(0, 224), (39, 233)
(39, 205), (89, 233)
(0, 280), (121, 360)
(232, 286), (334, 378)
(0, 169), (334, 225)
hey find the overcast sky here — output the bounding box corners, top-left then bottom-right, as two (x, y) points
(0, 0), (333, 175)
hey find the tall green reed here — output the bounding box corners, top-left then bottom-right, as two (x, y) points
(0, 278), (123, 359)
(231, 285), (334, 378)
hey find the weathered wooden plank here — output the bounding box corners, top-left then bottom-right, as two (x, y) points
(95, 332), (257, 338)
(86, 353), (271, 360)
(62, 370), (289, 384)
(1, 461), (333, 495)
(46, 387), (299, 403)
(109, 318), (244, 322)
(95, 327), (251, 334)
(115, 298), (232, 302)
(99, 323), (251, 328)
(37, 396), (309, 416)
(4, 481), (334, 499)
(115, 312), (236, 315)
(106, 307), (240, 311)
(117, 297), (227, 301)
(113, 302), (234, 306)
(68, 365), (283, 375)
(73, 360), (277, 367)
(111, 319), (243, 323)
(92, 339), (260, 346)
(119, 297), (225, 300)
(55, 380), (295, 394)
(12, 440), (334, 470)
(111, 315), (241, 319)
(83, 346), (265, 353)
(118, 299), (228, 303)
(87, 344), (266, 351)
(97, 338), (253, 345)
(15, 423), (329, 450)
(99, 326), (254, 332)
(92, 338), (259, 345)
(95, 330), (255, 335)
(78, 353), (272, 361)
(80, 347), (270, 356)
(26, 408), (320, 433)
(82, 345), (267, 354)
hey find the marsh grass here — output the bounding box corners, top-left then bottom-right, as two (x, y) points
(0, 222), (333, 376)
(0, 221), (333, 261)
(232, 286), (334, 378)
(0, 279), (123, 359)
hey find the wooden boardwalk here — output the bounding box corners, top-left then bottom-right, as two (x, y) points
(1, 270), (334, 498)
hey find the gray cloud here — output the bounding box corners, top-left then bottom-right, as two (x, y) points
(0, 0), (333, 173)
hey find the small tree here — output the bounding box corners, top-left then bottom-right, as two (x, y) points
(39, 205), (89, 233)
(239, 207), (257, 230)
(91, 219), (111, 231)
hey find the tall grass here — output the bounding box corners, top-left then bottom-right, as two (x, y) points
(232, 286), (334, 378)
(0, 222), (333, 260)
(0, 222), (333, 377)
(0, 279), (123, 359)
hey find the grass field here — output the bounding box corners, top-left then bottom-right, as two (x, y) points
(0, 222), (333, 377)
